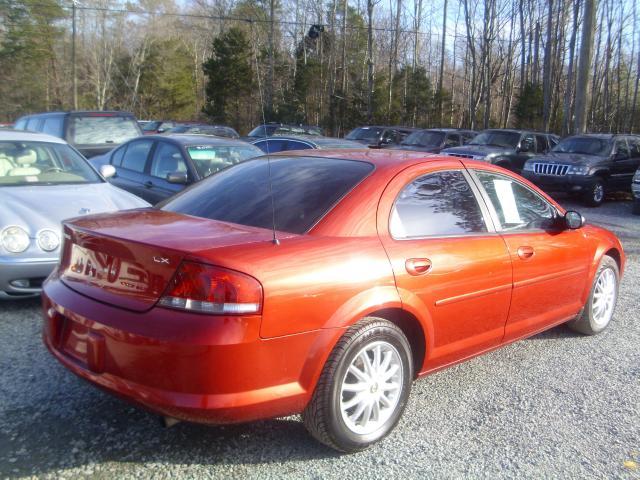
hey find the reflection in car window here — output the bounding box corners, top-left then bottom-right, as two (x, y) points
(469, 130), (520, 148)
(390, 170), (487, 239)
(551, 137), (611, 156)
(161, 157), (374, 234)
(401, 131), (444, 147)
(476, 171), (556, 231)
(70, 116), (140, 145)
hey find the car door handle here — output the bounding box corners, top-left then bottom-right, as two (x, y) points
(517, 246), (535, 259)
(405, 258), (432, 276)
(144, 181), (153, 188)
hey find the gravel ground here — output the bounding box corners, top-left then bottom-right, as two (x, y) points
(0, 198), (639, 479)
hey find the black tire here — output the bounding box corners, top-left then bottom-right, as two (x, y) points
(583, 178), (605, 207)
(632, 199), (640, 215)
(302, 317), (413, 453)
(567, 255), (619, 335)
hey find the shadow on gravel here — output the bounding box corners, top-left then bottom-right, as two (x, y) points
(1, 386), (341, 478)
(527, 323), (584, 341)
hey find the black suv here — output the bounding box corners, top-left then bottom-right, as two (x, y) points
(442, 129), (559, 173)
(522, 134), (640, 207)
(345, 125), (418, 147)
(14, 111), (142, 158)
(393, 128), (476, 153)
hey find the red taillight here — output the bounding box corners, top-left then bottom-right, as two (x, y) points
(158, 262), (262, 314)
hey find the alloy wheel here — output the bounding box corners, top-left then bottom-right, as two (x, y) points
(339, 341), (403, 435)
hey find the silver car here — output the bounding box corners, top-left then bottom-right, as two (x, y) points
(0, 130), (149, 299)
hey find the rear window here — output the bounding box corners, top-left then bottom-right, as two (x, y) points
(161, 157), (374, 234)
(70, 115), (140, 145)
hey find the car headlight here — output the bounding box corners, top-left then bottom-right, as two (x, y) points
(1, 226), (30, 253)
(523, 162), (534, 172)
(566, 165), (590, 175)
(37, 229), (60, 252)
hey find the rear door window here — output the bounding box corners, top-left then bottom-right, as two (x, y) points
(162, 157), (374, 234)
(42, 117), (64, 137)
(26, 117), (42, 132)
(121, 140), (153, 172)
(150, 142), (187, 179)
(615, 138), (630, 159)
(70, 115), (140, 145)
(390, 170), (488, 239)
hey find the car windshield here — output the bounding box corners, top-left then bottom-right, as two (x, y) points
(0, 140), (101, 186)
(469, 131), (521, 148)
(186, 145), (262, 178)
(161, 157), (374, 234)
(345, 127), (383, 141)
(401, 131), (445, 147)
(248, 125), (279, 137)
(70, 115), (140, 145)
(551, 137), (612, 156)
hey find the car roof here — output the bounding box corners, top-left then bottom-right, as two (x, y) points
(150, 134), (255, 147)
(252, 135), (362, 148)
(18, 111), (136, 119)
(0, 129), (67, 144)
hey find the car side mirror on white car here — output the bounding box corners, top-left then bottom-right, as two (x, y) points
(100, 164), (116, 179)
(564, 210), (584, 229)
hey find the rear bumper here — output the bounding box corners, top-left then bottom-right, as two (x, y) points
(42, 271), (338, 424)
(521, 172), (597, 193)
(0, 258), (58, 299)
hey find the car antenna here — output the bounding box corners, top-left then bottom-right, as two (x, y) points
(250, 19), (279, 246)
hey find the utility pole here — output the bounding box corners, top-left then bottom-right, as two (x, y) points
(72, 0), (78, 110)
(574, 0), (597, 133)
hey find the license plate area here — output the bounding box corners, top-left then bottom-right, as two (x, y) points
(60, 316), (105, 373)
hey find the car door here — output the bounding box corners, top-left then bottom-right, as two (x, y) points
(378, 161), (513, 371)
(110, 139), (155, 200)
(471, 169), (594, 341)
(145, 141), (190, 204)
(610, 137), (636, 190)
(512, 133), (536, 172)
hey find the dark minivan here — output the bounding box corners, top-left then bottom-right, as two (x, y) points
(13, 111), (142, 158)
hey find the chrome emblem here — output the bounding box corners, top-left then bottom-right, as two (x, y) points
(153, 256), (170, 264)
(78, 207), (91, 215)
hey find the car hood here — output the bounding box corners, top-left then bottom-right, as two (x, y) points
(528, 152), (607, 166)
(443, 145), (514, 157)
(0, 183), (150, 235)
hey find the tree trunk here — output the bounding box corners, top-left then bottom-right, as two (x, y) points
(574, 0), (597, 133)
(437, 0), (448, 124)
(562, 0), (580, 135)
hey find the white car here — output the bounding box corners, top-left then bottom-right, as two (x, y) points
(0, 130), (150, 299)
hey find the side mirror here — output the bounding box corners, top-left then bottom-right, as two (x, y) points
(518, 143), (530, 153)
(100, 164), (116, 179)
(564, 210), (584, 229)
(166, 171), (188, 184)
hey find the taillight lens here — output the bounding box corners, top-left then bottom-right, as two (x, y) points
(158, 261), (262, 314)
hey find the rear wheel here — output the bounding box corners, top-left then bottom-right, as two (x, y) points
(583, 178), (605, 207)
(568, 255), (619, 335)
(302, 317), (413, 452)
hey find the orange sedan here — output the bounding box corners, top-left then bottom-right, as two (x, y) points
(42, 150), (624, 452)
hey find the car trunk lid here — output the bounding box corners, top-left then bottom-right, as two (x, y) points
(59, 209), (279, 312)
